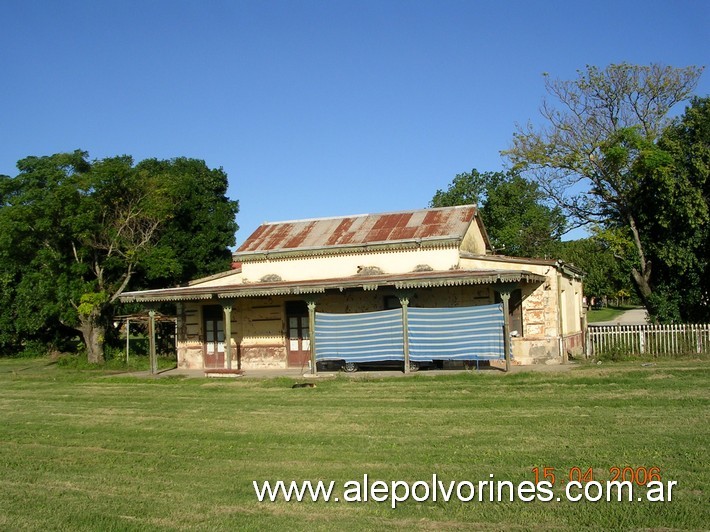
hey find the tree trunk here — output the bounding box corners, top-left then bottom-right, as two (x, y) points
(78, 309), (106, 364)
(628, 214), (654, 315)
(631, 266), (652, 300)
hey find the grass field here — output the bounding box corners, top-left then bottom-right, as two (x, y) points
(0, 358), (708, 530)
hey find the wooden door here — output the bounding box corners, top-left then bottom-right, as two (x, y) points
(203, 305), (225, 368)
(286, 301), (310, 367)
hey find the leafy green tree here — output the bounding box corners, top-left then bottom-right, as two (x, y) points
(0, 151), (238, 361)
(634, 97), (710, 322)
(431, 169), (566, 257)
(556, 234), (635, 302)
(130, 157), (238, 287)
(505, 63), (703, 314)
(480, 172), (567, 257)
(430, 170), (487, 208)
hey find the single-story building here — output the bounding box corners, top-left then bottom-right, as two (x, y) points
(120, 205), (585, 372)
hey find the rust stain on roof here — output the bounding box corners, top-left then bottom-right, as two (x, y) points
(237, 205), (477, 254)
(284, 220), (317, 249)
(325, 217), (357, 246)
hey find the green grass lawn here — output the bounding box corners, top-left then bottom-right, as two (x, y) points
(0, 358), (708, 530)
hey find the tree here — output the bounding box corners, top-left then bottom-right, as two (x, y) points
(135, 157), (238, 287)
(431, 169), (566, 257)
(0, 151), (238, 362)
(430, 170), (487, 208)
(556, 234), (635, 302)
(634, 97), (710, 322)
(505, 63), (703, 314)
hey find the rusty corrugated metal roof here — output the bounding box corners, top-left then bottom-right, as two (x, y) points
(236, 205), (478, 257)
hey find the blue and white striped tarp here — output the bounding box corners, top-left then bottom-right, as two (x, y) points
(314, 304), (505, 363)
(315, 309), (404, 363)
(408, 304), (504, 361)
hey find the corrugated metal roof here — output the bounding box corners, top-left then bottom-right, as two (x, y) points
(236, 205), (478, 256)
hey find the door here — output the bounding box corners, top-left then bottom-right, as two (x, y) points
(495, 289), (523, 337)
(286, 301), (310, 367)
(203, 305), (225, 368)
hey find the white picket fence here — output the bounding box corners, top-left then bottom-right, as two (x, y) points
(587, 324), (710, 357)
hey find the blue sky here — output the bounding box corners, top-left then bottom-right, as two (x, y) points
(1, 0), (708, 245)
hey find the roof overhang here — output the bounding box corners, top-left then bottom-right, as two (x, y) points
(120, 269), (546, 303)
(460, 252), (586, 279)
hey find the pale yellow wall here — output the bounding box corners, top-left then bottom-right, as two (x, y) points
(177, 298), (289, 369)
(237, 297), (283, 346)
(238, 246), (461, 283)
(190, 270), (244, 287)
(459, 218), (487, 255)
(555, 273), (584, 336)
(175, 302), (205, 369)
(459, 256), (553, 277)
(236, 297), (288, 369)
